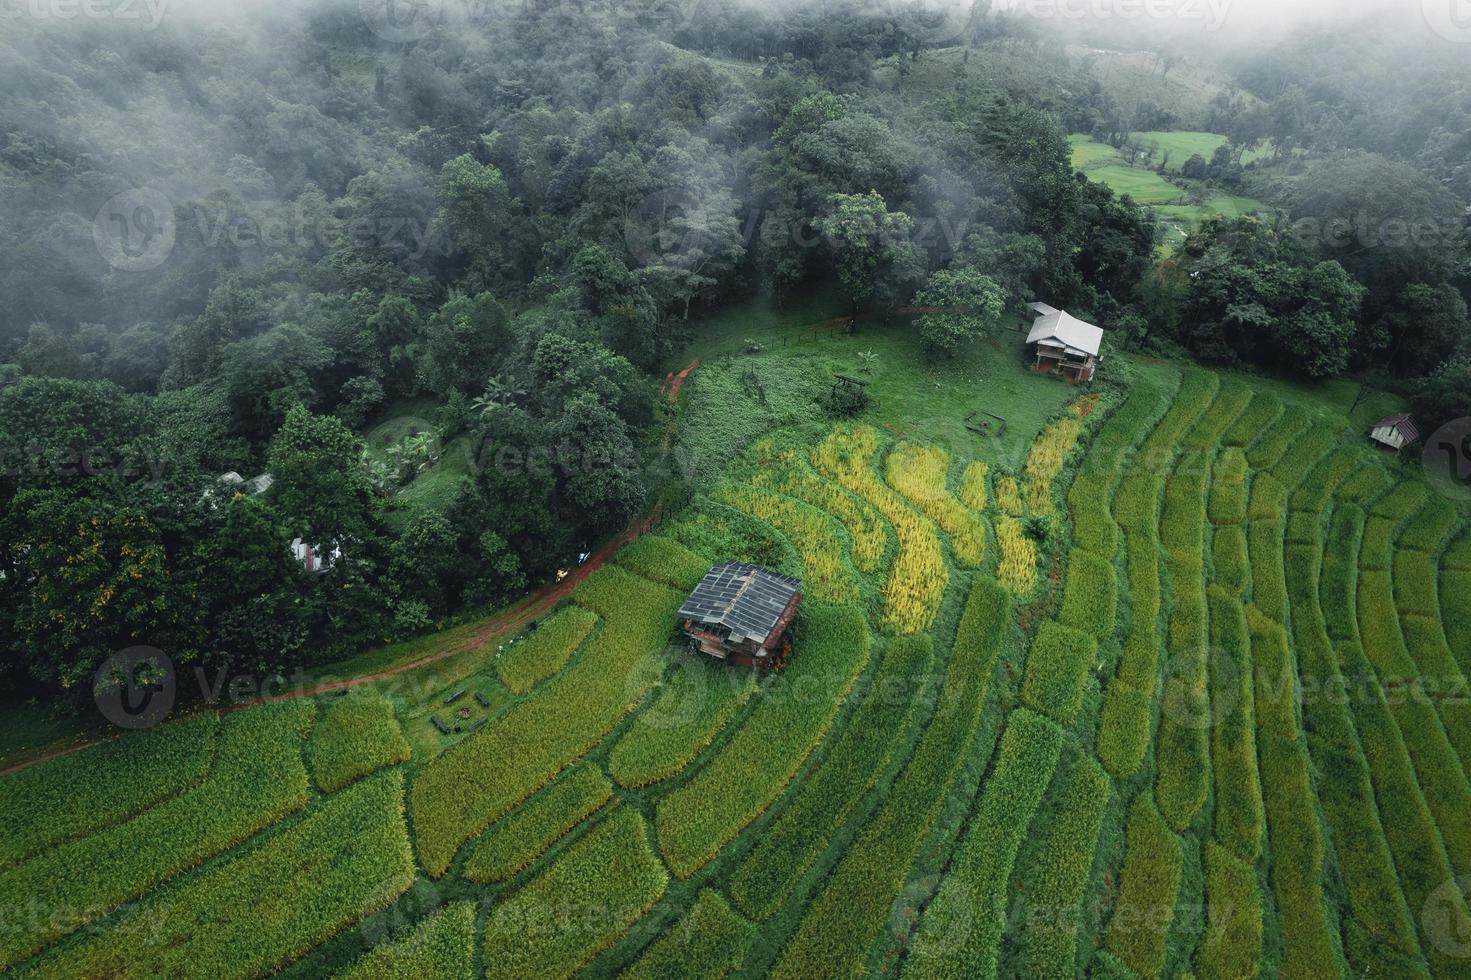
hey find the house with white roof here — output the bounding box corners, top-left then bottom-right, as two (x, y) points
(1026, 302), (1104, 383)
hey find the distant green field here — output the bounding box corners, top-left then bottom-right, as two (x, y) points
(1084, 164), (1186, 205)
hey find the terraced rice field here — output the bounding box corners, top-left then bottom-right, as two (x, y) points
(4, 370), (1469, 978)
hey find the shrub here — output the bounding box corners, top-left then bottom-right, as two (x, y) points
(715, 483), (861, 602)
(496, 606), (599, 695)
(412, 567), (682, 878)
(1017, 754), (1113, 978)
(1021, 620), (1098, 726)
(1245, 403), (1309, 470)
(813, 425), (947, 634)
(312, 693), (411, 794)
(957, 460), (989, 512)
(608, 656), (758, 789)
(463, 764), (613, 883)
(30, 770), (413, 979)
(0, 700), (315, 970)
(339, 902), (476, 980)
(885, 441), (988, 567)
(729, 635), (934, 920)
(1222, 391), (1282, 447)
(482, 808), (668, 980)
(750, 439), (888, 574)
(1105, 795), (1183, 979)
(996, 515), (1039, 596)
(770, 579), (1011, 979)
(614, 535), (712, 591)
(0, 711), (217, 872)
(904, 708), (1064, 980)
(1058, 549), (1117, 641)
(1195, 842), (1263, 980)
(656, 604), (871, 877)
(622, 889), (754, 980)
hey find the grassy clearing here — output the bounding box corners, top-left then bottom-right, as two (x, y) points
(311, 693), (411, 794)
(338, 902), (475, 980)
(495, 606), (600, 696)
(463, 764), (613, 883)
(482, 808), (668, 980)
(656, 604), (871, 878)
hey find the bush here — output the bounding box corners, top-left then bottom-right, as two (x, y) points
(622, 889), (754, 980)
(614, 534), (712, 591)
(412, 567), (682, 878)
(715, 483), (861, 602)
(463, 765), (612, 883)
(312, 694), (411, 794)
(30, 770), (412, 979)
(1021, 620), (1098, 726)
(495, 606), (599, 695)
(656, 604), (871, 878)
(609, 657), (758, 789)
(339, 902), (476, 980)
(1105, 796), (1183, 978)
(1058, 549), (1118, 641)
(482, 808), (668, 980)
(1017, 754), (1113, 978)
(729, 635), (934, 920)
(770, 579), (1011, 979)
(0, 700), (315, 970)
(0, 711), (217, 872)
(1195, 842), (1263, 980)
(905, 709), (1065, 980)
(822, 380), (871, 417)
(886, 441), (988, 567)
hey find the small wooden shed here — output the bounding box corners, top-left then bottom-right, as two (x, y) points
(1026, 302), (1103, 383)
(678, 562), (802, 669)
(1370, 414), (1419, 455)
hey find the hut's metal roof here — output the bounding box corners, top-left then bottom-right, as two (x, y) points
(679, 562), (801, 644)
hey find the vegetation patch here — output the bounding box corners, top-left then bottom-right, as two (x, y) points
(338, 902), (476, 980)
(463, 764), (613, 883)
(311, 693), (411, 794)
(496, 606), (600, 696)
(1021, 620), (1098, 726)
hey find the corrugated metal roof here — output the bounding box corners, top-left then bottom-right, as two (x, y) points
(1027, 307), (1104, 358)
(1375, 414), (1420, 442)
(679, 562), (801, 644)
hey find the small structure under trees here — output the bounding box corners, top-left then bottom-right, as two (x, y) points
(678, 562), (802, 669)
(1026, 302), (1103, 383)
(1370, 414), (1419, 456)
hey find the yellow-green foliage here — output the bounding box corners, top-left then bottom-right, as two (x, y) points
(496, 605), (599, 695)
(1249, 519), (1287, 621)
(1336, 463), (1393, 505)
(0, 711), (217, 871)
(771, 579), (1011, 979)
(622, 889), (754, 980)
(1099, 544), (1163, 778)
(750, 438), (888, 574)
(1058, 549), (1117, 641)
(614, 534), (712, 591)
(1017, 754), (1113, 977)
(0, 700), (315, 970)
(1208, 448), (1247, 526)
(958, 460), (989, 512)
(609, 656), (758, 789)
(730, 635), (934, 920)
(1221, 391), (1282, 447)
(995, 474), (1025, 516)
(1195, 842), (1264, 980)
(813, 425), (946, 634)
(1246, 404), (1309, 470)
(1105, 795), (1183, 978)
(1024, 412), (1085, 514)
(29, 771), (414, 980)
(482, 808), (668, 980)
(412, 567), (680, 877)
(656, 604), (871, 877)
(463, 764), (612, 883)
(996, 515), (1038, 596)
(312, 693), (411, 794)
(905, 709), (1064, 980)
(1212, 525), (1248, 592)
(885, 441), (988, 566)
(338, 902), (476, 980)
(1021, 620), (1098, 726)
(1398, 497), (1459, 553)
(1207, 588), (1263, 863)
(715, 482), (860, 601)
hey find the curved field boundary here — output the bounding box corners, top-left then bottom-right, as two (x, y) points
(886, 441), (988, 567)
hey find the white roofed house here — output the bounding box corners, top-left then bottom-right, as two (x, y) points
(1026, 302), (1104, 383)
(1369, 414), (1419, 456)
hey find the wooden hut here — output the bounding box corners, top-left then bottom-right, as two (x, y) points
(1026, 302), (1103, 383)
(1370, 414), (1419, 456)
(678, 562), (802, 668)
